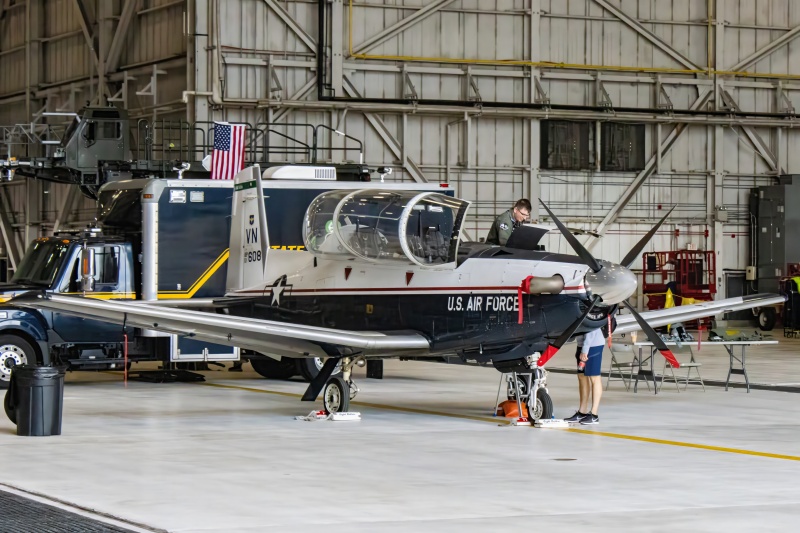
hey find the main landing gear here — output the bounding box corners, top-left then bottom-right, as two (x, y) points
(303, 356), (361, 414)
(503, 364), (553, 422)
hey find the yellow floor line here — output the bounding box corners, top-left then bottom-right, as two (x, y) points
(198, 381), (800, 461)
(199, 382), (510, 425)
(565, 428), (800, 462)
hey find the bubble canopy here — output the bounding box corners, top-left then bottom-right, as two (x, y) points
(303, 189), (470, 268)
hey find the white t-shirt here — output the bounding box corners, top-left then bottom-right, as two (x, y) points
(580, 329), (605, 350)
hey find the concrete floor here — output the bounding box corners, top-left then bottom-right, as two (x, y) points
(0, 336), (798, 532)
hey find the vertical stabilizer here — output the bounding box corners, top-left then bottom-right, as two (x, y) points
(227, 165), (269, 292)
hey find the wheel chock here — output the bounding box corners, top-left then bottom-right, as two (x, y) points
(295, 410), (362, 422)
(509, 417), (532, 426)
(329, 412), (361, 421)
(534, 418), (569, 429)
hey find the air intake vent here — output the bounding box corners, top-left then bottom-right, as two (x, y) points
(262, 166), (338, 181)
(315, 167), (336, 180)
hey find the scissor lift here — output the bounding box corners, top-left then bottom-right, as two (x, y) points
(642, 251), (716, 325)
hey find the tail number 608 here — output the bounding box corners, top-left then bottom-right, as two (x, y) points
(245, 250), (262, 263)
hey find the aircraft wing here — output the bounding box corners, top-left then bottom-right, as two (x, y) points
(11, 293), (430, 358)
(614, 294), (786, 334)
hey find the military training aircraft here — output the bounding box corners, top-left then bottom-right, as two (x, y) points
(13, 164), (785, 418)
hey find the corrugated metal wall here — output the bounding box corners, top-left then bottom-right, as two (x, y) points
(0, 0), (188, 251)
(3, 0), (800, 293)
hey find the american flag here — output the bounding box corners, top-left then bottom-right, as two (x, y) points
(211, 122), (246, 180)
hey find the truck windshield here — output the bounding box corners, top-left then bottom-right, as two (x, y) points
(62, 117), (79, 147)
(11, 240), (71, 287)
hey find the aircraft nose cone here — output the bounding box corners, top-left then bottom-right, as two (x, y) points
(584, 260), (637, 305)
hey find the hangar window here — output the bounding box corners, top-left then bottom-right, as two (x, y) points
(601, 123), (645, 172)
(540, 120), (595, 170)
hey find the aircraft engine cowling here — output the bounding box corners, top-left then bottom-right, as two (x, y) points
(521, 275), (565, 295)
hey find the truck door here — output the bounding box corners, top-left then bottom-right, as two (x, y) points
(51, 245), (131, 343)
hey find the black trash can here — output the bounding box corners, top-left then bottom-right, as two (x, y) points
(4, 365), (65, 436)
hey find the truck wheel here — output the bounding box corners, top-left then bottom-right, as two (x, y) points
(0, 335), (36, 390)
(249, 356), (296, 380)
(758, 308), (776, 331)
(296, 357), (342, 382)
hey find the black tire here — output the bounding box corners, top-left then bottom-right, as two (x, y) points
(0, 335), (36, 390)
(249, 356), (296, 380)
(296, 357), (342, 382)
(525, 389), (554, 421)
(758, 308), (776, 331)
(322, 376), (350, 414)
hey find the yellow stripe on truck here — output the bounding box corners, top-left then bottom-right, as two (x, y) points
(158, 249), (230, 300)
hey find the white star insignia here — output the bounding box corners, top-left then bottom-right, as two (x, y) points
(271, 278), (286, 306)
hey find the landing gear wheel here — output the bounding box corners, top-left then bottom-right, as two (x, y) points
(296, 357), (342, 382)
(525, 389), (554, 421)
(249, 356), (296, 380)
(758, 308), (776, 331)
(322, 376), (350, 414)
(0, 335), (36, 390)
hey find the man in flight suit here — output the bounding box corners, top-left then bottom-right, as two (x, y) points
(486, 199), (532, 246)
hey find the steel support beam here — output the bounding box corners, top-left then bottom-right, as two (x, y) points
(330, 0), (344, 94)
(720, 90), (780, 172)
(26, 0), (43, 119)
(343, 78), (429, 183)
(271, 76), (317, 123)
(590, 0), (703, 71)
(261, 97), (795, 127)
(352, 0), (457, 56)
(528, 0), (542, 220)
(106, 0), (139, 74)
(70, 0), (97, 63)
(24, 178), (41, 245)
(0, 187), (23, 270)
(711, 0), (726, 298)
(586, 90), (713, 248)
(52, 185), (81, 234)
(727, 23), (800, 73)
(261, 0), (316, 51)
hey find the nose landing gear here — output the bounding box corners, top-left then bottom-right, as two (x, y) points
(500, 364), (554, 424)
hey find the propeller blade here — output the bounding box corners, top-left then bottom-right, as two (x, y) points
(538, 296), (600, 367)
(619, 205), (676, 269)
(624, 301), (681, 368)
(539, 199), (603, 273)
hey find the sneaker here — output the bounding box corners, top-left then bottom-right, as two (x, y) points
(564, 411), (588, 423)
(580, 413), (600, 425)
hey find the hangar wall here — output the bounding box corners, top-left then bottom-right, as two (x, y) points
(0, 0), (188, 262)
(3, 0), (800, 299)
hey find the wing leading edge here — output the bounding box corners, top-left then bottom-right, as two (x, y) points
(11, 293), (430, 358)
(614, 294), (786, 334)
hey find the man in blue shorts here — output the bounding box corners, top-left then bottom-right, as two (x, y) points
(564, 327), (605, 425)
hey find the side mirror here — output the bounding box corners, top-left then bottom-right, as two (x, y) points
(80, 247), (96, 292)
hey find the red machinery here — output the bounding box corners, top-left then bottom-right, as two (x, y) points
(642, 251), (716, 312)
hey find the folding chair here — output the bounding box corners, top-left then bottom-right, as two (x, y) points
(605, 344), (638, 391)
(660, 347), (705, 392)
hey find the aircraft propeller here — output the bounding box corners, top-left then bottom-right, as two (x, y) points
(535, 201), (679, 368)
